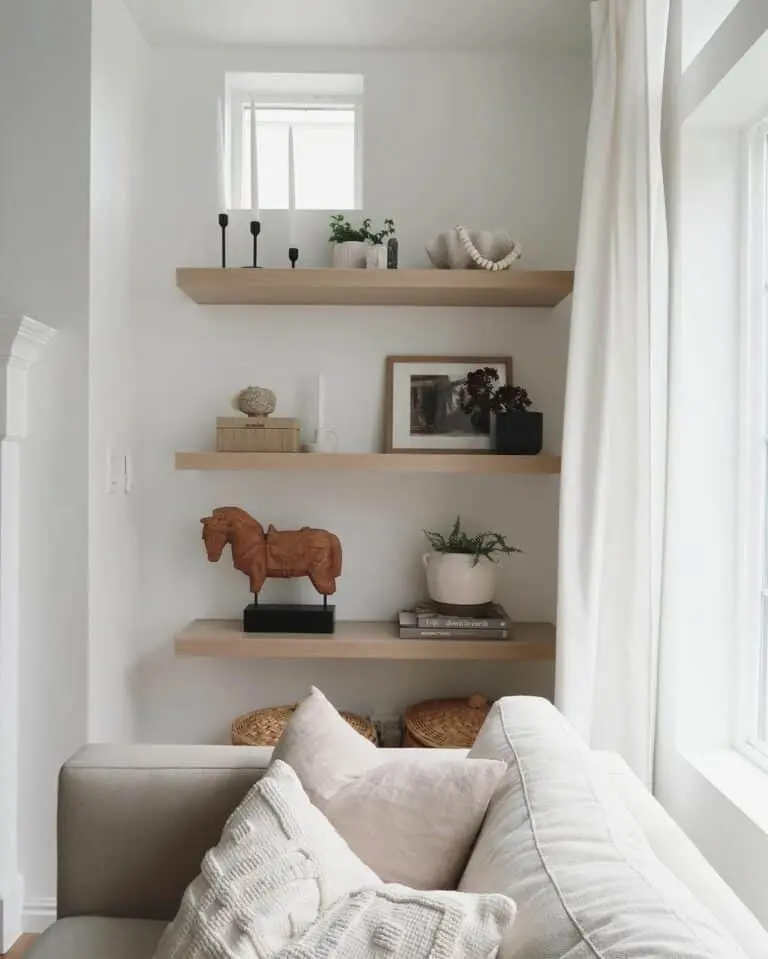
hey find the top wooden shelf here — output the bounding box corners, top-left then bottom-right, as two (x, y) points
(176, 268), (574, 308)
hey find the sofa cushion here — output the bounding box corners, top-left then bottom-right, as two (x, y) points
(154, 758), (516, 959)
(27, 917), (166, 959)
(272, 686), (506, 889)
(460, 696), (748, 958)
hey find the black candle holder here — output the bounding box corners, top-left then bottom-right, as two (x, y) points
(288, 247), (299, 270)
(218, 213), (229, 268)
(248, 220), (262, 268)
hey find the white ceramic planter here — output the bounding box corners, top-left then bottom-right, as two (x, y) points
(332, 241), (368, 269)
(366, 244), (388, 269)
(422, 552), (497, 608)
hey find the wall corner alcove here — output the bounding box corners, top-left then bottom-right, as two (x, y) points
(0, 314), (56, 952)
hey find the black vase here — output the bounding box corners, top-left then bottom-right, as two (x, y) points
(493, 412), (543, 455)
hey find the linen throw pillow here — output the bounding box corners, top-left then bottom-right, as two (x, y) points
(153, 760), (516, 959)
(271, 687), (506, 889)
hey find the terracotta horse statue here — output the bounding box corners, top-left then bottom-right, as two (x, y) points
(200, 507), (342, 596)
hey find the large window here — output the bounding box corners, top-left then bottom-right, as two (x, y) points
(740, 120), (768, 765)
(222, 73), (362, 212)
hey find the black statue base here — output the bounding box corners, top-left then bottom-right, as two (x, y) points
(243, 602), (335, 634)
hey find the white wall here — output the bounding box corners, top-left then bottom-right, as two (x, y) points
(88, 0), (148, 741)
(131, 46), (590, 742)
(655, 0), (768, 927)
(1, 0), (149, 920)
(0, 0), (92, 921)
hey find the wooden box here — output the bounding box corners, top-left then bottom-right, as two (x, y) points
(216, 416), (301, 453)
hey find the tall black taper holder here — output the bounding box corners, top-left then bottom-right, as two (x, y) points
(288, 247), (299, 270)
(249, 220), (262, 268)
(218, 213), (229, 268)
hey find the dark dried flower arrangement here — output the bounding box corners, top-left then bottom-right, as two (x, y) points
(459, 367), (534, 417)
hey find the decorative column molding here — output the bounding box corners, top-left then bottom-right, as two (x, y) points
(0, 315), (56, 952)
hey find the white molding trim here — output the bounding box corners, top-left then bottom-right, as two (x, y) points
(0, 316), (57, 440)
(0, 874), (24, 951)
(0, 314), (56, 951)
(22, 897), (56, 934)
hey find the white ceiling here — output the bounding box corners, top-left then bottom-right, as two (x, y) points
(123, 0), (592, 52)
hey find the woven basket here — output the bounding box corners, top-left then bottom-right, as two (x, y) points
(232, 704), (378, 747)
(402, 694), (491, 748)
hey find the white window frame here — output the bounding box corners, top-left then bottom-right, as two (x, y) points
(227, 90), (363, 212)
(736, 117), (768, 773)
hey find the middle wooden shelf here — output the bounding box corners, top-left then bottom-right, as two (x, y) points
(175, 619), (556, 661)
(175, 451), (562, 474)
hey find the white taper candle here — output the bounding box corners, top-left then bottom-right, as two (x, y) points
(216, 97), (228, 210)
(288, 125), (297, 245)
(250, 99), (259, 218)
(316, 373), (325, 436)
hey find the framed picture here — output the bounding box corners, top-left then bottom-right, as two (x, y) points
(385, 355), (513, 453)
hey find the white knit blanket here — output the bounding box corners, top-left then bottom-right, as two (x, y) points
(153, 761), (515, 959)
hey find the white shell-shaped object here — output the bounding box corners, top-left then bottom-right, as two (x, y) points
(426, 228), (520, 270)
(236, 386), (276, 417)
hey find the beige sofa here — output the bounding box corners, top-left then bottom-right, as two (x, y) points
(26, 703), (768, 958)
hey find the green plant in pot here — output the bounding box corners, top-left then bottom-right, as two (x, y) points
(460, 368), (543, 455)
(328, 215), (395, 269)
(422, 517), (521, 614)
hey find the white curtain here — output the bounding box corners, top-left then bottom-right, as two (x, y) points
(556, 0), (671, 786)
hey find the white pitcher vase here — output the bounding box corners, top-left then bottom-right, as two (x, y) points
(366, 244), (388, 269)
(422, 552), (497, 609)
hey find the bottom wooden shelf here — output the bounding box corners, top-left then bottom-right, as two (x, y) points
(175, 619), (555, 662)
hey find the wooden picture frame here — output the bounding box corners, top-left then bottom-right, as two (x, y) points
(385, 355), (514, 453)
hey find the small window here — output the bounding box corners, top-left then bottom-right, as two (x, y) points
(221, 73), (363, 212)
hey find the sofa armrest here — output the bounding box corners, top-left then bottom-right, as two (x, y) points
(591, 751), (768, 959)
(57, 744), (272, 921)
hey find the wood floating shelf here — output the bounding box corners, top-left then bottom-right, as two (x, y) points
(175, 451), (561, 475)
(176, 268), (574, 308)
(175, 619), (556, 662)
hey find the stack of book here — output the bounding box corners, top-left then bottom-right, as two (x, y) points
(398, 602), (511, 640)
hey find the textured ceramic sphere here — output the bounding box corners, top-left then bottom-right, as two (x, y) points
(237, 386), (276, 417)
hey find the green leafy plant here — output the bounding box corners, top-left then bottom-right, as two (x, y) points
(423, 516), (521, 566)
(329, 215), (396, 245)
(459, 368), (534, 416)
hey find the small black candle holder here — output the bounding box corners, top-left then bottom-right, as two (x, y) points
(288, 247), (299, 270)
(248, 220), (262, 268)
(218, 213), (229, 268)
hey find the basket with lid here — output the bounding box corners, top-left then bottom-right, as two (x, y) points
(402, 694), (491, 748)
(232, 703), (377, 746)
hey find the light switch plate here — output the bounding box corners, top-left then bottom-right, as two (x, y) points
(123, 453), (134, 494)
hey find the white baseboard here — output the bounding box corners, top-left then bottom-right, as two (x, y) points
(23, 897), (56, 934)
(0, 874), (25, 952)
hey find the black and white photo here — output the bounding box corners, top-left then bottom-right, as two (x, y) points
(385, 356), (513, 453)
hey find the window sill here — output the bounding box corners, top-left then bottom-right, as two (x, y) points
(683, 748), (768, 836)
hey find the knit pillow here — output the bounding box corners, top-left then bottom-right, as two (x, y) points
(272, 687), (507, 889)
(152, 760), (515, 959)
